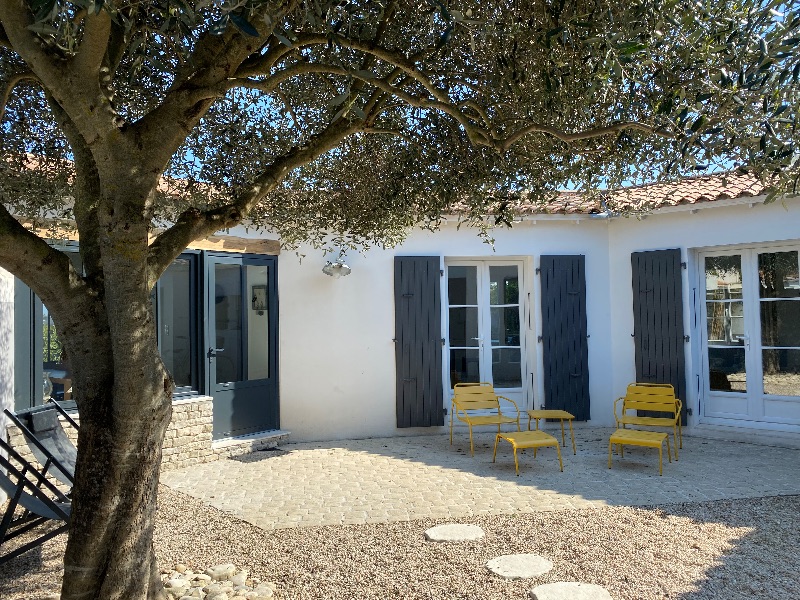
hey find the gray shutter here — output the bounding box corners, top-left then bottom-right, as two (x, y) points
(394, 256), (444, 428)
(631, 249), (688, 422)
(539, 255), (590, 420)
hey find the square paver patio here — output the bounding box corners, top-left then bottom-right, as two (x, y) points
(160, 427), (800, 530)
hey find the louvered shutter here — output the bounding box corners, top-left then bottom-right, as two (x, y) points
(394, 257), (444, 427)
(539, 255), (590, 420)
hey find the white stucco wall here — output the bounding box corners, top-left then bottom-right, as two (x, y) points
(1, 267), (13, 500)
(278, 218), (616, 442)
(277, 196), (800, 442)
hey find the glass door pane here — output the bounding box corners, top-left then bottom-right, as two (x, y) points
(489, 265), (522, 388)
(157, 258), (195, 389)
(705, 255), (748, 392)
(448, 265), (480, 386)
(213, 263), (243, 384)
(246, 264), (270, 380)
(758, 250), (800, 397)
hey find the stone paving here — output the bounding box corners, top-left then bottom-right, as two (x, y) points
(160, 426), (800, 531)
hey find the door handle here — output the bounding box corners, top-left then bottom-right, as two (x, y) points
(208, 347), (225, 357)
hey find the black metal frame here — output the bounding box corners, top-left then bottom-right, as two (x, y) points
(0, 437), (71, 565)
(4, 406), (76, 488)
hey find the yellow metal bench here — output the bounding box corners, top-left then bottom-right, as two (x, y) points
(614, 383), (682, 460)
(608, 428), (671, 475)
(493, 430), (563, 475)
(450, 383), (520, 456)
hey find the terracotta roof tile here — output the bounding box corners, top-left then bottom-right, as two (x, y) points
(470, 172), (768, 217)
(602, 173), (766, 213)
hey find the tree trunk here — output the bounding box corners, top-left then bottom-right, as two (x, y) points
(56, 209), (173, 600)
(60, 372), (171, 600)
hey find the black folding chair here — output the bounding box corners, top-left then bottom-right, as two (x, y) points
(4, 403), (77, 488)
(0, 437), (71, 565)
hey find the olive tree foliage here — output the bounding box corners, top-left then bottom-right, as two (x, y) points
(0, 1), (798, 599)
(2, 1), (798, 253)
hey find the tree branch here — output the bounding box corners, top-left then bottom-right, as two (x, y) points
(146, 118), (361, 285)
(0, 203), (81, 309)
(132, 1), (302, 175)
(497, 121), (677, 150)
(0, 5), (65, 86)
(0, 70), (38, 123)
(73, 10), (111, 78)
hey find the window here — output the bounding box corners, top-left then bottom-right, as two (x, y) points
(16, 251), (201, 408)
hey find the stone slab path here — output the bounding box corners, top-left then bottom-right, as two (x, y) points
(161, 427), (800, 531)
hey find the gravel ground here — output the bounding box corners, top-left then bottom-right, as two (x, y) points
(2, 488), (798, 600)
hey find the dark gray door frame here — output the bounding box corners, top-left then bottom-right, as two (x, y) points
(204, 252), (279, 439)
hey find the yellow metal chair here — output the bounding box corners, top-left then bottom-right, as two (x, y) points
(614, 382), (682, 460)
(450, 382), (520, 456)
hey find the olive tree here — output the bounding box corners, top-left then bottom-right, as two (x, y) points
(0, 1), (797, 598)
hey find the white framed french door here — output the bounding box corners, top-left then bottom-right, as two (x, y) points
(700, 244), (800, 428)
(445, 260), (528, 408)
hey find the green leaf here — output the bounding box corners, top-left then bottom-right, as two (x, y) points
(230, 13), (259, 37)
(26, 22), (59, 36)
(30, 0), (57, 22)
(690, 115), (705, 132)
(328, 91), (350, 107)
(274, 31), (293, 47)
(695, 93), (713, 102)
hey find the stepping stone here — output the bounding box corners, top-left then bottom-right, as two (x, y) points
(529, 582), (612, 600)
(486, 554), (553, 579)
(424, 524), (484, 542)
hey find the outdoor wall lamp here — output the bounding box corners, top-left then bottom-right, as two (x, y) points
(322, 253), (352, 278)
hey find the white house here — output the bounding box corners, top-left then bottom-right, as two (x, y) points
(3, 173), (799, 460)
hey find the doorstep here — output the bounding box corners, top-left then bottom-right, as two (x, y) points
(685, 424), (800, 450)
(211, 429), (291, 459)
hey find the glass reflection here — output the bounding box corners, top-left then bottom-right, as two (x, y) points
(705, 255), (743, 300)
(706, 301), (745, 345)
(214, 264), (243, 384)
(708, 347), (747, 392)
(492, 348), (522, 387)
(762, 349), (800, 396)
(760, 301), (800, 347)
(758, 251), (800, 299)
(490, 306), (521, 347)
(158, 259), (193, 388)
(489, 266), (519, 305)
(450, 349), (480, 387)
(448, 266), (478, 305)
(448, 307), (479, 346)
(246, 265), (270, 380)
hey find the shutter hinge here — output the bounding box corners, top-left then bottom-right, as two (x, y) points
(687, 408), (693, 416)
(535, 267), (541, 274)
(537, 335), (543, 343)
(443, 406), (448, 415)
(681, 262), (687, 269)
(684, 335), (690, 342)
(441, 338), (445, 345)
(440, 269), (444, 276)
(402, 293), (414, 297)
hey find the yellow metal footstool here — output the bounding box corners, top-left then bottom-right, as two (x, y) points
(608, 429), (672, 476)
(527, 409), (577, 455)
(493, 430), (564, 476)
